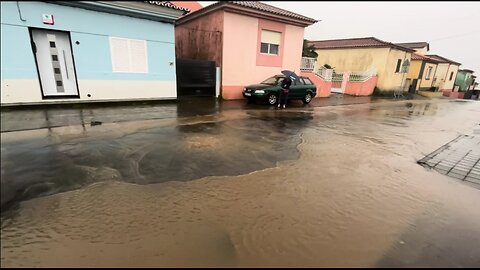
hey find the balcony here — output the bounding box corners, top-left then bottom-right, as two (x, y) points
(300, 57), (316, 71)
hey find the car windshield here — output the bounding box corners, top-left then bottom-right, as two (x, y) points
(261, 76), (279, 85)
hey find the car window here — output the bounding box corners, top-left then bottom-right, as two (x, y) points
(261, 76), (278, 85)
(303, 78), (313, 85)
(294, 79), (305, 86)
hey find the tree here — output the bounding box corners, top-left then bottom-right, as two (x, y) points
(302, 39), (318, 58)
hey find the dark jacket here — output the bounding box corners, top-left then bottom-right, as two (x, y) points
(281, 77), (292, 90)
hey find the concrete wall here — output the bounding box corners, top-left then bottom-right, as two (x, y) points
(443, 64), (459, 91)
(221, 12), (304, 99)
(344, 76), (378, 96)
(454, 71), (475, 92)
(313, 47), (411, 92)
(433, 63), (459, 91)
(419, 62), (437, 89)
(174, 10), (223, 67)
(381, 48), (411, 91)
(407, 60), (422, 79)
(1, 1), (177, 105)
(414, 47), (428, 55)
(314, 47), (390, 74)
(300, 71), (332, 97)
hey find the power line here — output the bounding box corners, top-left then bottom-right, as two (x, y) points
(428, 30), (480, 42)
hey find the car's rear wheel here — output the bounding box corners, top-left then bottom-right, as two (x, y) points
(303, 92), (313, 104)
(267, 93), (278, 105)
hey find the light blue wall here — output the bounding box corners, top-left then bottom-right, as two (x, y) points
(1, 1), (176, 81)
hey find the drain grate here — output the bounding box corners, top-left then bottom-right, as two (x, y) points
(418, 135), (480, 186)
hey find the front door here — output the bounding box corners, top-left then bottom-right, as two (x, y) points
(30, 29), (79, 98)
(409, 79), (418, 93)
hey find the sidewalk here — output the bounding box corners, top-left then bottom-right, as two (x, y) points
(0, 94), (433, 133)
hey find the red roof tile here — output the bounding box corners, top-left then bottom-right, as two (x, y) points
(308, 37), (415, 52)
(227, 1), (317, 23)
(411, 53), (440, 63)
(425, 54), (461, 65)
(177, 1), (317, 26)
(170, 1), (203, 13)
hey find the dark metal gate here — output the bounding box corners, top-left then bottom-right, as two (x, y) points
(176, 59), (216, 97)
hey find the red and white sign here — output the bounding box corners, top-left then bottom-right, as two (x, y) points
(42, 14), (54, 25)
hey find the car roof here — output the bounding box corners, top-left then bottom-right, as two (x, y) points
(274, 74), (309, 79)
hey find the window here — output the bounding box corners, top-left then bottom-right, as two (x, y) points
(54, 68), (61, 74)
(52, 55), (58, 61)
(260, 30), (281, 55)
(426, 67), (433, 80)
(261, 76), (278, 85)
(401, 59), (410, 73)
(303, 78), (314, 85)
(449, 72), (454, 81)
(293, 78), (304, 85)
(49, 41), (56, 48)
(395, 59), (402, 73)
(109, 37), (148, 73)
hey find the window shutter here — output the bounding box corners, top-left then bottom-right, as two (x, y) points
(110, 37), (130, 72)
(261, 30), (281, 45)
(110, 37), (148, 73)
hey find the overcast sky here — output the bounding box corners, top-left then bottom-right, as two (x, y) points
(199, 1), (480, 75)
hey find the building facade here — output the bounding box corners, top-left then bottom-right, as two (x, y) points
(425, 54), (461, 92)
(406, 53), (439, 92)
(308, 37), (414, 94)
(175, 1), (317, 100)
(1, 1), (187, 105)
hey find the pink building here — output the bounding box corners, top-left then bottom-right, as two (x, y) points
(175, 1), (317, 100)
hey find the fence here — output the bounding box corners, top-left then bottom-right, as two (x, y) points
(316, 66), (333, 81)
(300, 57), (316, 71)
(348, 67), (377, 82)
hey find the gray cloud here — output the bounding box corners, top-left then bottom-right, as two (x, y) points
(198, 1), (480, 74)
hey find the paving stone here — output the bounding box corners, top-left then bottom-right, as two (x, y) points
(418, 135), (480, 189)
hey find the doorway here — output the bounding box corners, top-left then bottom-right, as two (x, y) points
(30, 28), (79, 98)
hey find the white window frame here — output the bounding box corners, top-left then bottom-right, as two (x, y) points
(260, 30), (281, 56)
(260, 43), (279, 55)
(426, 66), (433, 80)
(109, 37), (148, 74)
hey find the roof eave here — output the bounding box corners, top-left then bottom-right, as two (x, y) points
(176, 2), (317, 27)
(311, 45), (414, 53)
(50, 1), (183, 23)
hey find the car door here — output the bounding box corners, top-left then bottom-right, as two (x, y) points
(302, 77), (317, 95)
(289, 78), (304, 99)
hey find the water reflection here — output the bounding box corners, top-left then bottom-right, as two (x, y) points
(1, 110), (314, 212)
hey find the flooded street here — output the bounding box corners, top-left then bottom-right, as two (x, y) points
(1, 98), (480, 267)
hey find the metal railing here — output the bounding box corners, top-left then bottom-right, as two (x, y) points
(316, 66), (333, 81)
(300, 57), (317, 71)
(348, 67), (377, 82)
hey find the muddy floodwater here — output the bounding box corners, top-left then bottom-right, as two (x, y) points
(1, 99), (480, 267)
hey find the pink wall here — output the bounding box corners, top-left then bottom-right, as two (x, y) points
(300, 71), (332, 97)
(175, 11), (224, 67)
(222, 12), (304, 100)
(443, 91), (465, 99)
(256, 20), (285, 67)
(344, 77), (378, 96)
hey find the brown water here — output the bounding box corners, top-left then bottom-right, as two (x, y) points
(1, 99), (480, 267)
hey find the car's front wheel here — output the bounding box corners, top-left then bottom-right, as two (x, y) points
(303, 92), (313, 104)
(267, 93), (278, 105)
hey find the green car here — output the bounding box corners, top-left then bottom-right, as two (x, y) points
(242, 75), (317, 105)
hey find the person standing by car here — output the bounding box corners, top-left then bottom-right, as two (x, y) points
(278, 76), (292, 109)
